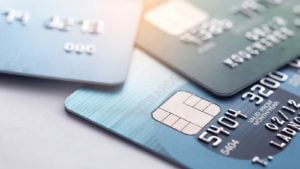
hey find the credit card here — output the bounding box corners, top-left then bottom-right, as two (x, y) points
(66, 49), (300, 169)
(0, 0), (141, 85)
(137, 0), (300, 96)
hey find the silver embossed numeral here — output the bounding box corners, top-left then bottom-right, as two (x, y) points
(64, 43), (96, 55)
(79, 19), (104, 34)
(3, 9), (30, 25)
(45, 16), (75, 31)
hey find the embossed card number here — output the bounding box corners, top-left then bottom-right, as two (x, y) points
(1, 8), (104, 55)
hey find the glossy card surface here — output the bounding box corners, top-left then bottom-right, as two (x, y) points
(66, 50), (300, 169)
(0, 0), (141, 85)
(137, 0), (300, 96)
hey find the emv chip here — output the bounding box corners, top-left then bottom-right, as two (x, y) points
(152, 91), (220, 135)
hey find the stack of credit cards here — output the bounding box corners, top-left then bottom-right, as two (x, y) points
(65, 0), (300, 168)
(0, 0), (142, 85)
(2, 0), (300, 168)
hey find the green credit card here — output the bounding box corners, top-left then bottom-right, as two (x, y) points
(137, 0), (300, 96)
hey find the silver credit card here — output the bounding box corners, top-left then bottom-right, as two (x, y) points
(0, 0), (142, 85)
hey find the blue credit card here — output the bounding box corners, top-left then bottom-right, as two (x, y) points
(0, 0), (141, 85)
(65, 49), (300, 169)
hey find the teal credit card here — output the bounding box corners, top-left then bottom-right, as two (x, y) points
(137, 0), (300, 96)
(65, 50), (300, 169)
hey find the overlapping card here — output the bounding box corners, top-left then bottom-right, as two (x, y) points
(0, 0), (141, 85)
(66, 50), (300, 169)
(137, 0), (300, 96)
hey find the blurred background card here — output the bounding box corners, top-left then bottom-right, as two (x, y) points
(0, 0), (142, 85)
